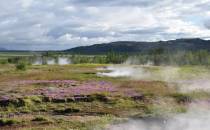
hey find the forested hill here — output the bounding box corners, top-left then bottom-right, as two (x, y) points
(65, 38), (210, 54)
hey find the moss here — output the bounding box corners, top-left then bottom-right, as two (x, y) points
(174, 105), (187, 113)
(170, 93), (192, 104)
(54, 108), (80, 114)
(0, 118), (20, 126)
(88, 93), (110, 102)
(22, 98), (34, 106)
(32, 116), (53, 124)
(19, 107), (32, 113)
(29, 96), (43, 103)
(188, 91), (210, 99)
(113, 99), (137, 108)
(54, 115), (115, 130)
(0, 59), (8, 65)
(16, 62), (27, 71)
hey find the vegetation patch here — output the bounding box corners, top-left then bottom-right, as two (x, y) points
(170, 93), (192, 104)
(0, 118), (20, 126)
(0, 63), (209, 130)
(32, 116), (53, 124)
(54, 108), (80, 114)
(16, 62), (27, 71)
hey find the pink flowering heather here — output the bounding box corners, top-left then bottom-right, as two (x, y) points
(35, 81), (119, 99)
(13, 80), (78, 85)
(4, 80), (141, 100)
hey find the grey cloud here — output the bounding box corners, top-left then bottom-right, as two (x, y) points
(0, 0), (210, 50)
(205, 21), (210, 29)
(69, 0), (159, 7)
(48, 26), (116, 39)
(121, 27), (168, 35)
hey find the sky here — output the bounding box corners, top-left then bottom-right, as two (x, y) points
(0, 0), (210, 50)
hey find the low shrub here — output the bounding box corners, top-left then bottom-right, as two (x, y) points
(27, 96), (42, 103)
(0, 59), (8, 64)
(54, 108), (80, 114)
(16, 62), (27, 71)
(88, 93), (109, 102)
(32, 116), (53, 124)
(0, 118), (20, 126)
(170, 93), (192, 103)
(32, 116), (49, 122)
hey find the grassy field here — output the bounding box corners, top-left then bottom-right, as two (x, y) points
(0, 63), (209, 130)
(0, 52), (39, 58)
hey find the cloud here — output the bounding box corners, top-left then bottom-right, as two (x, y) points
(20, 0), (34, 8)
(0, 0), (210, 50)
(205, 20), (210, 29)
(70, 0), (160, 7)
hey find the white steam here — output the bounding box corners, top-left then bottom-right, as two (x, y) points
(108, 101), (210, 130)
(58, 57), (71, 65)
(124, 57), (154, 66)
(101, 59), (210, 130)
(33, 57), (71, 65)
(47, 59), (56, 65)
(97, 65), (180, 81)
(177, 79), (210, 92)
(97, 66), (134, 77)
(97, 66), (149, 79)
(97, 65), (210, 92)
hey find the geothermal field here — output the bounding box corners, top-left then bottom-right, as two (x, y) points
(1, 0), (210, 129)
(0, 61), (210, 130)
(102, 65), (210, 130)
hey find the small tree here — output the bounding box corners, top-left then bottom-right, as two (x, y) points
(16, 62), (27, 71)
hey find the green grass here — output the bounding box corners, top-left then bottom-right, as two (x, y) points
(0, 52), (39, 57)
(0, 118), (21, 126)
(0, 63), (210, 129)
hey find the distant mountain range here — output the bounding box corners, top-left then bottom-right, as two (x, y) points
(0, 47), (6, 51)
(65, 38), (210, 54)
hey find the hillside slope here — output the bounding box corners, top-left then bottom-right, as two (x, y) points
(65, 38), (210, 54)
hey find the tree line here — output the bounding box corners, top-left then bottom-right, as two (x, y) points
(70, 49), (210, 65)
(1, 49), (210, 66)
